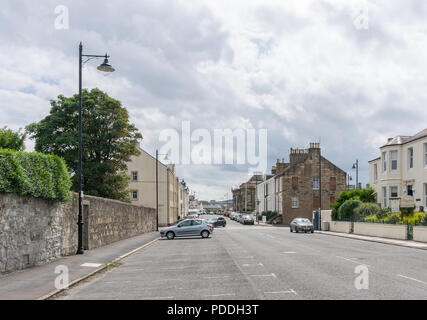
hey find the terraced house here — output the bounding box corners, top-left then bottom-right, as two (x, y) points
(274, 143), (346, 225)
(369, 128), (427, 212)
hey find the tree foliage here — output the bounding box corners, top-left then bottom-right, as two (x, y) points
(0, 127), (26, 151)
(26, 88), (142, 202)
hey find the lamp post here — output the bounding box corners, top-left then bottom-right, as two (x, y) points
(77, 42), (114, 255)
(352, 159), (359, 189)
(347, 174), (353, 190)
(155, 149), (169, 231)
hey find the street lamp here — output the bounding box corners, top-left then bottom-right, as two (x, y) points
(156, 149), (169, 231)
(352, 159), (359, 189)
(347, 174), (353, 190)
(77, 42), (114, 255)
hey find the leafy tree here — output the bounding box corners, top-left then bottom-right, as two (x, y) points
(0, 127), (26, 151)
(26, 88), (142, 202)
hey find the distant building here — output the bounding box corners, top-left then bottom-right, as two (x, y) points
(255, 174), (275, 214)
(369, 128), (427, 212)
(127, 147), (189, 226)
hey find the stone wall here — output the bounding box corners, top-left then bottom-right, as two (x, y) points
(329, 221), (352, 233)
(414, 226), (427, 243)
(353, 222), (407, 240)
(0, 193), (155, 274)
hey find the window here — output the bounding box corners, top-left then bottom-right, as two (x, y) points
(407, 148), (413, 169)
(292, 177), (298, 190)
(390, 186), (398, 198)
(382, 187), (387, 207)
(374, 164), (378, 181)
(179, 220), (192, 227)
(131, 190), (138, 200)
(291, 197), (299, 208)
(330, 177), (336, 191)
(424, 143), (427, 167)
(192, 220), (202, 225)
(247, 194), (251, 202)
(407, 185), (413, 196)
(425, 184), (427, 208)
(390, 151), (398, 171)
(131, 171), (138, 181)
(313, 176), (319, 190)
(382, 152), (387, 172)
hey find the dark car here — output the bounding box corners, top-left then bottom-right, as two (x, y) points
(207, 217), (226, 228)
(290, 218), (314, 233)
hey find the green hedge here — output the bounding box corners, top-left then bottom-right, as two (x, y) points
(0, 149), (71, 202)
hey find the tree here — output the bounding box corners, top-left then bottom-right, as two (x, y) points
(0, 127), (26, 151)
(26, 88), (142, 202)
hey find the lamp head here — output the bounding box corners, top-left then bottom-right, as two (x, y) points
(97, 55), (115, 72)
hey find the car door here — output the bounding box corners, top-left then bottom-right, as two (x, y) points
(189, 219), (204, 236)
(176, 220), (193, 236)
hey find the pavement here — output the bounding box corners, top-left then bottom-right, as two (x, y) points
(316, 230), (427, 250)
(55, 216), (427, 300)
(0, 231), (159, 300)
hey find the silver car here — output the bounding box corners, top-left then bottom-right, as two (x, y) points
(241, 214), (254, 225)
(290, 218), (314, 233)
(160, 219), (214, 240)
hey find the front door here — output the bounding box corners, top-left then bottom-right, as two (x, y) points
(187, 219), (203, 236)
(176, 220), (193, 236)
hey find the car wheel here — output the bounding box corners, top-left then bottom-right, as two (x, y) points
(295, 228), (299, 233)
(290, 226), (293, 232)
(166, 231), (175, 240)
(311, 230), (314, 233)
(201, 230), (210, 238)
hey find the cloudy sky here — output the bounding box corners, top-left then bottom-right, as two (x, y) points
(1, 0), (427, 200)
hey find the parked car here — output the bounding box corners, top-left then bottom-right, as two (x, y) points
(241, 214), (255, 225)
(207, 217), (226, 228)
(290, 218), (314, 233)
(236, 213), (243, 223)
(160, 219), (214, 240)
(188, 209), (199, 218)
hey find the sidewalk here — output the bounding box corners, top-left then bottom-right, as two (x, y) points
(0, 232), (159, 300)
(316, 230), (427, 250)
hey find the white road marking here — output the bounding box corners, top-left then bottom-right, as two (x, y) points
(202, 275), (232, 279)
(336, 256), (369, 266)
(204, 293), (235, 297)
(250, 273), (276, 278)
(264, 289), (298, 295)
(282, 251), (297, 254)
(242, 263), (264, 267)
(80, 263), (102, 268)
(397, 274), (427, 286)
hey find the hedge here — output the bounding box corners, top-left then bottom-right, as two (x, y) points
(0, 149), (71, 202)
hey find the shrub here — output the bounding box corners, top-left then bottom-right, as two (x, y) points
(337, 199), (362, 220)
(331, 187), (377, 219)
(0, 149), (71, 202)
(354, 203), (382, 220)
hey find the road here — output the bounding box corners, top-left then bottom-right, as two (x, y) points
(57, 215), (427, 300)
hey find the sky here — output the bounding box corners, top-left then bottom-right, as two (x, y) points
(1, 0), (427, 201)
